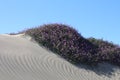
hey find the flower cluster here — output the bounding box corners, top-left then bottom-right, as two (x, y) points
(25, 24), (98, 64)
(24, 23), (120, 66)
(88, 37), (120, 66)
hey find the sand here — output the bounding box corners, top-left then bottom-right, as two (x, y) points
(0, 34), (120, 80)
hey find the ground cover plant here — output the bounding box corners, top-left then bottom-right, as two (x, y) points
(24, 23), (120, 66)
(88, 38), (120, 66)
(25, 24), (98, 64)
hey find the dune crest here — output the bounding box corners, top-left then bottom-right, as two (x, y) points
(0, 34), (120, 80)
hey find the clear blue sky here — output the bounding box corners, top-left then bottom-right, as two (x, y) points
(0, 0), (120, 45)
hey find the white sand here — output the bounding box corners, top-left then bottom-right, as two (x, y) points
(0, 34), (120, 80)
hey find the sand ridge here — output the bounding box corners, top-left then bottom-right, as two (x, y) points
(0, 34), (120, 80)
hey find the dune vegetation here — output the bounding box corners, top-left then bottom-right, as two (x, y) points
(88, 38), (120, 66)
(24, 23), (120, 66)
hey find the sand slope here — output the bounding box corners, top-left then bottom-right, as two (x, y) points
(0, 34), (120, 80)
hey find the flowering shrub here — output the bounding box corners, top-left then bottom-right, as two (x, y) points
(88, 37), (120, 66)
(25, 24), (98, 64)
(24, 24), (120, 66)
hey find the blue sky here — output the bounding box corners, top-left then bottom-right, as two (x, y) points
(0, 0), (120, 45)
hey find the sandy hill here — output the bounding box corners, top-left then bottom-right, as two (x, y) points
(0, 34), (120, 80)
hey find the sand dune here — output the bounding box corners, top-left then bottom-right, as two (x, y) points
(0, 34), (120, 80)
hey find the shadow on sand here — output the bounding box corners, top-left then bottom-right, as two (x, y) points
(75, 62), (120, 78)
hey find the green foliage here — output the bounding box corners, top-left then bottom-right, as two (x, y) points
(25, 24), (98, 64)
(24, 23), (120, 66)
(88, 37), (120, 65)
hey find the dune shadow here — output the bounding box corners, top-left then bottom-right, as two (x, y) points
(74, 62), (120, 77)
